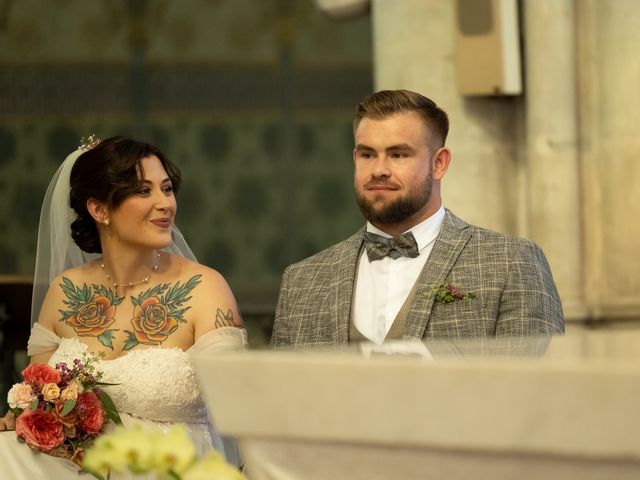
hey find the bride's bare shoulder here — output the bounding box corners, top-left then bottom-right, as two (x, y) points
(167, 255), (228, 285)
(37, 262), (101, 330)
(47, 261), (100, 298)
(166, 255), (242, 328)
(53, 261), (101, 285)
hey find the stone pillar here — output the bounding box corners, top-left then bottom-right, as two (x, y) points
(576, 0), (640, 322)
(523, 0), (586, 321)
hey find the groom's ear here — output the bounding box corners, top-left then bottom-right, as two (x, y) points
(86, 198), (109, 225)
(431, 147), (451, 180)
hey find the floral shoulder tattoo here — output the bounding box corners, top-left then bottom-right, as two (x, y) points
(58, 277), (124, 350)
(122, 274), (202, 351)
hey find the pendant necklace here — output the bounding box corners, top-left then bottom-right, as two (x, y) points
(100, 251), (161, 289)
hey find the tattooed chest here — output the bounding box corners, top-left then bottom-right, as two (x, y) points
(57, 275), (202, 351)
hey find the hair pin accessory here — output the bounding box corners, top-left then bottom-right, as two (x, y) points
(79, 134), (101, 151)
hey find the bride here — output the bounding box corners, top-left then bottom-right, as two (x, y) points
(0, 135), (247, 478)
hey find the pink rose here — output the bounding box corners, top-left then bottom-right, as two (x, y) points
(7, 383), (36, 409)
(22, 364), (62, 387)
(15, 409), (64, 451)
(77, 392), (104, 435)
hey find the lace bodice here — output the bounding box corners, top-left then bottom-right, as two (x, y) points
(48, 339), (206, 423)
(29, 324), (248, 425)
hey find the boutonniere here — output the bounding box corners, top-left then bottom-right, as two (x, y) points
(429, 282), (476, 304)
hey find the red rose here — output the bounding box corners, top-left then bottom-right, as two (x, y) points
(77, 391), (104, 435)
(22, 363), (62, 387)
(15, 409), (64, 451)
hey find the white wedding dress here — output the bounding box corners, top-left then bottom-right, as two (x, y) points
(0, 324), (248, 479)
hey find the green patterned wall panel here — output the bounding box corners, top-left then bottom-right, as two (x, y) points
(0, 1), (372, 335)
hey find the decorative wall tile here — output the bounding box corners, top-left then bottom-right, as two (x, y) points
(0, 1), (372, 343)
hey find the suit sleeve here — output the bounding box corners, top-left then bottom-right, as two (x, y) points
(495, 240), (565, 335)
(270, 266), (292, 347)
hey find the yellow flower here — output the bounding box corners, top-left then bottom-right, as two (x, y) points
(41, 383), (61, 402)
(114, 425), (156, 472)
(182, 452), (245, 480)
(83, 424), (245, 479)
(60, 379), (83, 401)
(83, 424), (153, 474)
(82, 442), (112, 479)
(150, 425), (197, 474)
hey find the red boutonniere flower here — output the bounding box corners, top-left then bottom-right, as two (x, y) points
(430, 282), (476, 304)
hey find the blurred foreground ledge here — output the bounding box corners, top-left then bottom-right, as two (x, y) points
(196, 332), (640, 480)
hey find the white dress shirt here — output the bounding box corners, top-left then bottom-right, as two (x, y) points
(352, 206), (445, 344)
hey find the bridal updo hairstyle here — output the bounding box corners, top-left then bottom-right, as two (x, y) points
(69, 136), (182, 254)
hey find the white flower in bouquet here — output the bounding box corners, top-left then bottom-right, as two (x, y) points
(7, 383), (36, 409)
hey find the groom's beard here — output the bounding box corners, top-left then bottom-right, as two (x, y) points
(355, 170), (433, 225)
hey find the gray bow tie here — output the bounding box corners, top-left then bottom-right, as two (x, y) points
(363, 231), (420, 261)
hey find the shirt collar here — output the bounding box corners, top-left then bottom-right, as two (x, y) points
(366, 206), (446, 252)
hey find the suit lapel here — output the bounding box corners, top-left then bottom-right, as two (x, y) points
(326, 229), (365, 344)
(403, 210), (471, 339)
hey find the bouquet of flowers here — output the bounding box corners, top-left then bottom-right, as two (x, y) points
(6, 353), (121, 466)
(83, 424), (245, 480)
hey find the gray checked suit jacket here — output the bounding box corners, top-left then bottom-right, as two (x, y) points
(271, 210), (564, 348)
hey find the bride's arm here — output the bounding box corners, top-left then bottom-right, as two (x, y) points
(191, 266), (245, 342)
(27, 281), (64, 365)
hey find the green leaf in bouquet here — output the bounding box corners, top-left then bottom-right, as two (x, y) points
(97, 389), (123, 426)
(61, 399), (76, 416)
(29, 399), (39, 410)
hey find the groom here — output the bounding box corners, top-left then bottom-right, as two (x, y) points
(271, 90), (564, 348)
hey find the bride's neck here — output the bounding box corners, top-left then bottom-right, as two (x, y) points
(99, 248), (161, 289)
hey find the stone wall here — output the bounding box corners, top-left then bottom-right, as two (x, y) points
(371, 0), (640, 327)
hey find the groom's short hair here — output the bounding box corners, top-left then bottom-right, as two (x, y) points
(353, 90), (449, 149)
